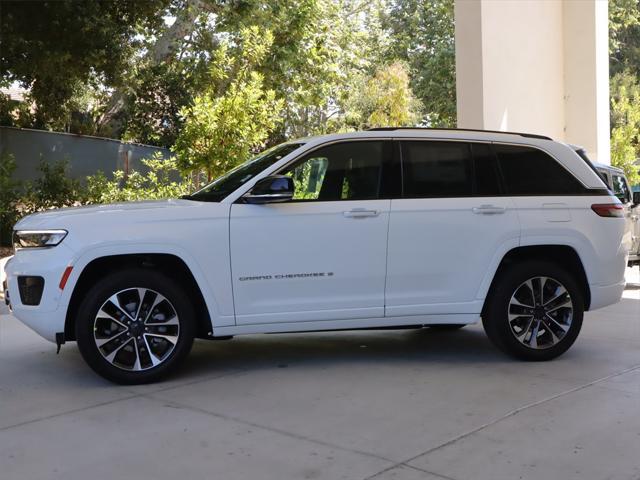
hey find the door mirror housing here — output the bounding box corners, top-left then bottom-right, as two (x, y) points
(633, 191), (640, 207)
(243, 175), (294, 204)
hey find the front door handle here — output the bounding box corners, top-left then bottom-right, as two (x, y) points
(472, 205), (506, 215)
(343, 209), (380, 218)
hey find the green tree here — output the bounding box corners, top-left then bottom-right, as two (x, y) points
(343, 62), (422, 129)
(609, 0), (640, 185)
(610, 72), (640, 185)
(119, 0), (337, 147)
(173, 27), (283, 179)
(382, 0), (456, 126)
(0, 153), (20, 246)
(22, 159), (84, 212)
(0, 0), (168, 129)
(610, 0), (640, 77)
(261, 0), (389, 140)
(85, 153), (193, 204)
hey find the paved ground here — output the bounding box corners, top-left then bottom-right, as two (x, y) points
(1, 269), (639, 480)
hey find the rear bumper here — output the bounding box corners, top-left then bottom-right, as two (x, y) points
(589, 280), (626, 311)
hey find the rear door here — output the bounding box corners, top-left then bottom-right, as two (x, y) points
(385, 141), (520, 317)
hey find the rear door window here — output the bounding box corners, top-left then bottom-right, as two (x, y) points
(401, 141), (472, 198)
(400, 141), (502, 198)
(471, 143), (502, 196)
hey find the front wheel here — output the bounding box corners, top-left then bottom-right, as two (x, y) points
(482, 261), (583, 361)
(75, 269), (195, 384)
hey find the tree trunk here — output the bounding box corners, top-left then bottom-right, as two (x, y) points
(97, 0), (209, 134)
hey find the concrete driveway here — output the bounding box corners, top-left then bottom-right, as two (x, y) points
(1, 270), (639, 480)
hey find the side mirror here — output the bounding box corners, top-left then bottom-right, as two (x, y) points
(633, 191), (640, 207)
(243, 175), (294, 204)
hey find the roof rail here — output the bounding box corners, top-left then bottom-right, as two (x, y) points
(366, 127), (552, 141)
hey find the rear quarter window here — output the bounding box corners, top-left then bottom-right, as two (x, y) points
(494, 144), (586, 195)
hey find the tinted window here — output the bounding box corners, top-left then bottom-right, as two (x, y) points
(494, 144), (585, 195)
(401, 141), (472, 197)
(471, 143), (502, 196)
(281, 141), (384, 201)
(613, 174), (631, 203)
(597, 169), (611, 188)
(400, 141), (502, 197)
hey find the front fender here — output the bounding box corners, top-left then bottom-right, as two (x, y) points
(62, 242), (235, 330)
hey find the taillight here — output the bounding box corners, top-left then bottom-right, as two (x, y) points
(591, 203), (624, 217)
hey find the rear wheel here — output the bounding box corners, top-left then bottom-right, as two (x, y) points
(75, 269), (195, 384)
(483, 261), (583, 361)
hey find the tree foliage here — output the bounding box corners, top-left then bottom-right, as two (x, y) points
(85, 153), (192, 203)
(0, 0), (168, 129)
(382, 0), (456, 127)
(609, 0), (640, 184)
(0, 153), (20, 245)
(1, 0), (448, 147)
(343, 62), (422, 129)
(610, 0), (640, 77)
(173, 27), (283, 179)
(610, 72), (640, 185)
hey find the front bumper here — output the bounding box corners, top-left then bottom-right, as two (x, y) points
(3, 246), (74, 343)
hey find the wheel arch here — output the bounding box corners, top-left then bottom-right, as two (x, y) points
(482, 245), (591, 315)
(64, 253), (212, 341)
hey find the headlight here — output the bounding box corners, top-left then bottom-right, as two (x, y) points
(13, 230), (68, 250)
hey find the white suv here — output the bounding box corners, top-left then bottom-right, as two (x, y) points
(591, 161), (640, 266)
(3, 129), (629, 384)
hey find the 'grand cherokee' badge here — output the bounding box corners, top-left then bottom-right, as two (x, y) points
(239, 272), (334, 281)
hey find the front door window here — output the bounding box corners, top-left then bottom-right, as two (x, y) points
(281, 141), (385, 201)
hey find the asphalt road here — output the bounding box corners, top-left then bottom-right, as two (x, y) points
(0, 269), (639, 480)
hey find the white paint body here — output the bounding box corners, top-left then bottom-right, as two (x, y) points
(594, 163), (640, 264)
(3, 130), (628, 343)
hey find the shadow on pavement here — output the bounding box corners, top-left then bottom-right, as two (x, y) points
(177, 326), (505, 379)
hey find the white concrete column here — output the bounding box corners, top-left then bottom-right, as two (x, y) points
(455, 0), (610, 163)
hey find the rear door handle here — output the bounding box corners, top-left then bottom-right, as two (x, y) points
(343, 209), (380, 218)
(472, 205), (506, 215)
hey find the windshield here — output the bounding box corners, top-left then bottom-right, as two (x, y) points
(186, 142), (304, 202)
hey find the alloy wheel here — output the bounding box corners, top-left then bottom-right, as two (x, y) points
(93, 288), (180, 371)
(507, 276), (573, 349)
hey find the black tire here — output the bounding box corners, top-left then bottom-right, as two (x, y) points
(482, 260), (583, 361)
(427, 324), (466, 331)
(75, 268), (196, 384)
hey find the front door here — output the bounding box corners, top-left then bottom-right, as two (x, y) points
(230, 140), (391, 325)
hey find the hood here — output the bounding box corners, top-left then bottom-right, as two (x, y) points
(14, 199), (212, 230)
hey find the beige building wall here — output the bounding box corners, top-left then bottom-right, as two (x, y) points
(455, 0), (610, 163)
